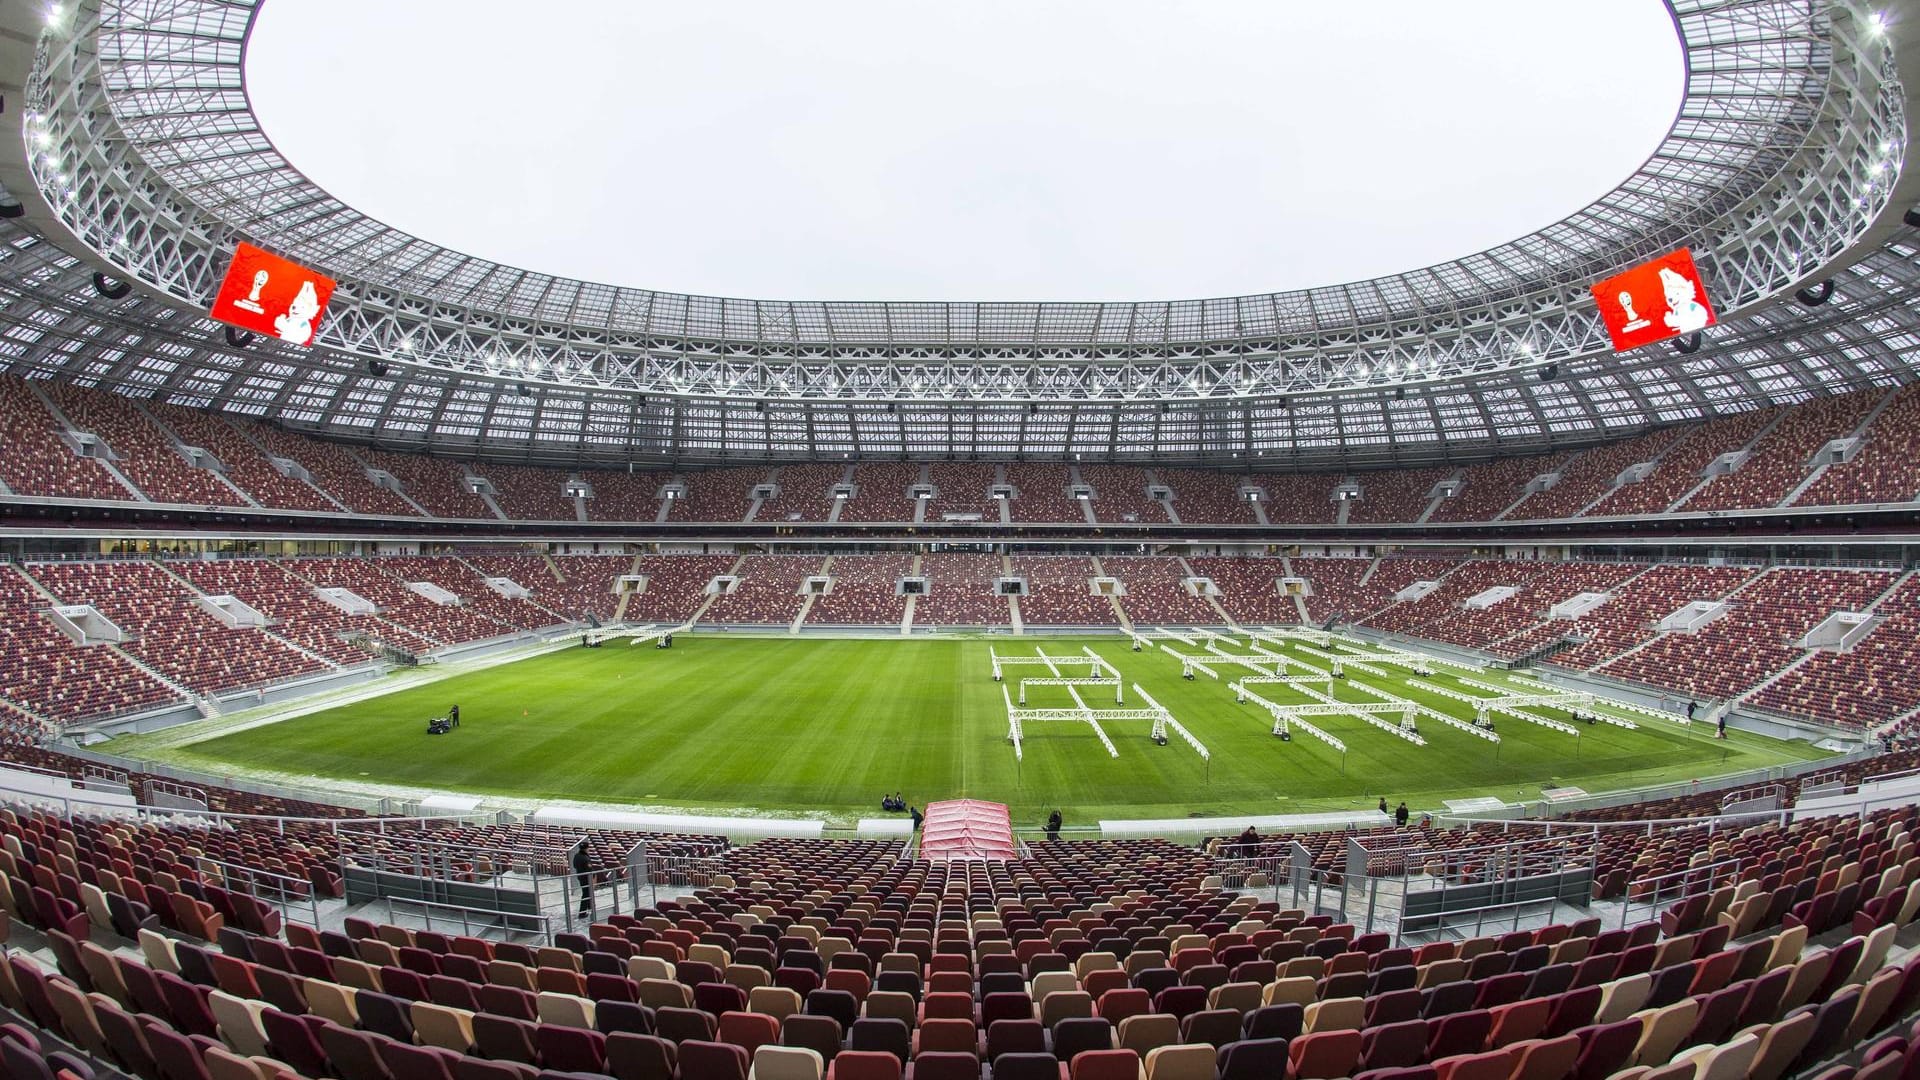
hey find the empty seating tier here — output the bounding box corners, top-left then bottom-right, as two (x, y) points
(44, 384), (245, 507)
(1256, 474), (1340, 525)
(701, 556), (824, 626)
(1544, 565), (1759, 673)
(1190, 557), (1300, 626)
(244, 423), (423, 518)
(839, 464), (923, 524)
(922, 464), (998, 524)
(807, 556), (914, 626)
(759, 464), (845, 524)
(481, 464), (579, 522)
(1429, 453), (1571, 524)
(668, 468), (760, 524)
(1794, 382), (1920, 508)
(1682, 391), (1885, 512)
(361, 451), (493, 520)
(1077, 465), (1167, 525)
(0, 377), (130, 502)
(24, 561), (326, 696)
(915, 554), (1010, 626)
(623, 556), (739, 624)
(1509, 427), (1689, 521)
(147, 405), (339, 512)
(1006, 465), (1082, 524)
(1597, 567), (1898, 699)
(1103, 557), (1219, 625)
(1156, 468), (1258, 525)
(0, 566), (176, 721)
(583, 471), (670, 523)
(1010, 556), (1116, 625)
(1586, 409), (1778, 518)
(1344, 466), (1454, 525)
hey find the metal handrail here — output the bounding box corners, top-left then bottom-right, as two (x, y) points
(1439, 808), (1789, 837)
(384, 894), (552, 938)
(1396, 867), (1587, 943)
(188, 850), (324, 929)
(0, 775), (494, 833)
(1616, 857), (1745, 929)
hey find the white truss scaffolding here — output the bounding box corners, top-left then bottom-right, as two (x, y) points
(1417, 680), (1582, 735)
(1252, 628), (1332, 648)
(1234, 685), (1349, 753)
(1001, 682), (1206, 761)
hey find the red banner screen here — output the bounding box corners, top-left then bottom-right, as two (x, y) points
(208, 242), (336, 348)
(1589, 248), (1716, 353)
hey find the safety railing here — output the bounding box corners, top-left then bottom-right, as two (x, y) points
(1395, 870), (1588, 944)
(143, 778), (209, 811)
(1615, 857), (1745, 930)
(192, 851), (324, 930)
(384, 894), (553, 938)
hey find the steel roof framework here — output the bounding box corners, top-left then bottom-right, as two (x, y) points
(0, 0), (1911, 467)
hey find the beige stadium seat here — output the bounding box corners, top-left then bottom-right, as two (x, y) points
(410, 1002), (477, 1053)
(302, 980), (360, 1028)
(1749, 1014), (1817, 1080)
(862, 990), (916, 1027)
(1303, 996), (1364, 1033)
(749, 986), (804, 1022)
(748, 1045), (823, 1080)
(536, 991), (595, 1030)
(628, 956), (676, 983)
(1117, 1013), (1180, 1055)
(1144, 1043), (1219, 1080)
(1040, 989), (1095, 1027)
(208, 990), (272, 1057)
(1630, 1000), (1699, 1067)
(1596, 973), (1652, 1025)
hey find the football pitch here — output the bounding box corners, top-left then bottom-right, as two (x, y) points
(113, 633), (1830, 824)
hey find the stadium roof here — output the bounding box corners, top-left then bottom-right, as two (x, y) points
(0, 0), (1914, 467)
(243, 0), (1685, 303)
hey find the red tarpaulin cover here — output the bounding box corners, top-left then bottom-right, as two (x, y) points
(919, 799), (1017, 860)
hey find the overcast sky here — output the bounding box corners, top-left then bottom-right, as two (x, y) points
(245, 0), (1684, 303)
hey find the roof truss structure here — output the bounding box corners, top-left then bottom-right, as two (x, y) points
(0, 0), (1910, 467)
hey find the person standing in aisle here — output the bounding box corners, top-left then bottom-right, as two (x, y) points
(571, 843), (593, 921)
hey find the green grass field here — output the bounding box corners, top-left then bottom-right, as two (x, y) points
(112, 634), (1829, 824)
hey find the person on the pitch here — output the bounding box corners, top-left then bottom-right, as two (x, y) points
(1395, 802), (1410, 827)
(1378, 797), (1389, 816)
(909, 806), (924, 832)
(1046, 810), (1062, 842)
(449, 704), (460, 728)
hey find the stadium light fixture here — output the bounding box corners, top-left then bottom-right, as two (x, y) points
(1795, 280), (1836, 307)
(90, 273), (131, 299)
